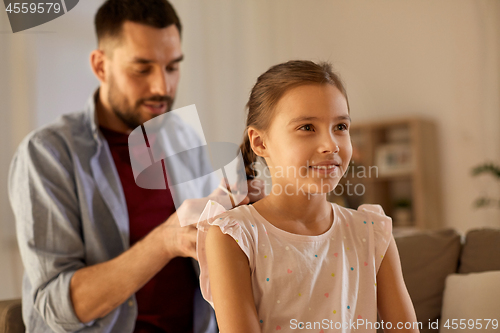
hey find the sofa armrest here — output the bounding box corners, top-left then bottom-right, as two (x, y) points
(0, 299), (25, 333)
(459, 228), (500, 273)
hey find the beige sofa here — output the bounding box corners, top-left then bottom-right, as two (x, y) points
(0, 299), (23, 333)
(378, 227), (500, 333)
(2, 228), (499, 333)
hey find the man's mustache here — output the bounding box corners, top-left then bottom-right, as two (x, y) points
(136, 95), (174, 106)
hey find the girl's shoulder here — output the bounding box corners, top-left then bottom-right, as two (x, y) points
(197, 201), (260, 306)
(336, 203), (393, 271)
(334, 203), (393, 243)
(213, 203), (260, 231)
(335, 203), (392, 224)
(357, 203), (387, 215)
(198, 201), (260, 247)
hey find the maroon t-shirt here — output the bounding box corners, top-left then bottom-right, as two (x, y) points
(100, 126), (197, 333)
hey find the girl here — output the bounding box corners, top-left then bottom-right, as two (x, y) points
(197, 60), (419, 332)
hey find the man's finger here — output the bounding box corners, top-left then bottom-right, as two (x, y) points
(185, 228), (198, 241)
(189, 249), (198, 261)
(235, 196), (250, 207)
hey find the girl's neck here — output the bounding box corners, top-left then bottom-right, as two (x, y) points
(253, 191), (333, 236)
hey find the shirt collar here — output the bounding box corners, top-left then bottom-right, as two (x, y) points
(84, 88), (102, 143)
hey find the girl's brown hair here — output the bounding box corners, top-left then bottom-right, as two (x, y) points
(239, 60), (350, 178)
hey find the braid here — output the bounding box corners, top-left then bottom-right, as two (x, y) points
(239, 132), (257, 179)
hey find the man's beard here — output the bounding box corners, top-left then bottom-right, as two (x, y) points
(108, 74), (174, 130)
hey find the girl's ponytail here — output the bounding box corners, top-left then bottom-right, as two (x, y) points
(239, 132), (257, 179)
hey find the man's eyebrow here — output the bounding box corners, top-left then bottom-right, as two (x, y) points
(288, 115), (351, 125)
(131, 57), (154, 64)
(169, 55), (184, 64)
(131, 55), (184, 65)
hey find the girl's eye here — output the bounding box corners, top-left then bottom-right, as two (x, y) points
(336, 123), (348, 131)
(299, 124), (314, 131)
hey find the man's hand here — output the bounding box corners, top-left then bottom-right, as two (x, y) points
(157, 180), (239, 261)
(159, 212), (198, 260)
(159, 178), (266, 260)
(219, 178), (266, 205)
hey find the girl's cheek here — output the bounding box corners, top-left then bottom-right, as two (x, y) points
(341, 137), (353, 152)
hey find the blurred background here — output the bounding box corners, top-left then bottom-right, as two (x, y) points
(0, 0), (499, 301)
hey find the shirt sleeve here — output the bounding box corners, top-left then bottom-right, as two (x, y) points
(8, 131), (92, 333)
(196, 201), (254, 307)
(358, 204), (393, 274)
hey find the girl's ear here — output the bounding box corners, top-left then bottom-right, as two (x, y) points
(248, 127), (267, 158)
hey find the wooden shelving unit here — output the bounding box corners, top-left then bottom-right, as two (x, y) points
(328, 117), (443, 230)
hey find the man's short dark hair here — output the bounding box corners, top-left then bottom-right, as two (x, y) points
(95, 0), (182, 46)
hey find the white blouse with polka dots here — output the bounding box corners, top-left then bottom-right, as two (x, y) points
(197, 201), (393, 333)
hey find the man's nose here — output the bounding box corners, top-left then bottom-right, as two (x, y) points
(149, 69), (170, 96)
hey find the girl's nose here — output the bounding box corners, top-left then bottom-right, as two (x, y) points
(322, 143), (340, 154)
(322, 145), (340, 154)
(321, 134), (340, 154)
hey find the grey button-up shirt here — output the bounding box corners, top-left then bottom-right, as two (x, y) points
(8, 92), (218, 333)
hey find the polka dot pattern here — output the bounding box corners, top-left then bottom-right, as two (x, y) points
(198, 201), (392, 333)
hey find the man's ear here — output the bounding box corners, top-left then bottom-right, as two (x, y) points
(248, 127), (268, 158)
(90, 49), (107, 83)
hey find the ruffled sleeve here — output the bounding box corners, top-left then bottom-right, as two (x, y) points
(196, 200), (255, 306)
(358, 204), (393, 274)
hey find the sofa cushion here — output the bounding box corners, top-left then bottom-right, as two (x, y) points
(459, 228), (500, 273)
(440, 271), (500, 332)
(0, 299), (24, 333)
(394, 229), (461, 333)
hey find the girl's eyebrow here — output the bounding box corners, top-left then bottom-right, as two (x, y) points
(288, 115), (351, 125)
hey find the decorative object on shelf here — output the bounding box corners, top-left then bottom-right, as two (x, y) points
(375, 143), (414, 177)
(471, 162), (500, 208)
(386, 126), (411, 143)
(393, 198), (412, 227)
(343, 117), (442, 230)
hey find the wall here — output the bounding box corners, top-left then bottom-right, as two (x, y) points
(171, 0), (500, 233)
(0, 5), (34, 301)
(0, 0), (499, 300)
(0, 0), (102, 300)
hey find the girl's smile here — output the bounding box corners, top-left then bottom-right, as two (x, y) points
(309, 161), (340, 176)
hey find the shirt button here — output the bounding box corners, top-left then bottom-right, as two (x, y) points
(128, 300), (134, 307)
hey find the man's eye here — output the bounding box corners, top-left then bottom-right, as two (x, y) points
(166, 66), (179, 73)
(136, 68), (151, 75)
(299, 124), (314, 131)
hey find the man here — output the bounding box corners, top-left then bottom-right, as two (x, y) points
(8, 1), (262, 332)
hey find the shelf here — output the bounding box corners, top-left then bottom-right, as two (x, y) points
(367, 173), (413, 182)
(330, 117), (443, 230)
